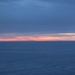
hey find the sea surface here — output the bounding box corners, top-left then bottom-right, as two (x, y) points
(0, 41), (75, 75)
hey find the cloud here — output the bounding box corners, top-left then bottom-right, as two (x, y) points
(0, 0), (75, 34)
(0, 33), (75, 41)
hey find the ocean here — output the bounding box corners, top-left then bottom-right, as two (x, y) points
(0, 41), (75, 75)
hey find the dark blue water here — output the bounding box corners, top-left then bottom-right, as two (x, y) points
(0, 41), (75, 75)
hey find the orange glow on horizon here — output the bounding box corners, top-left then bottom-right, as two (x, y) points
(0, 35), (75, 41)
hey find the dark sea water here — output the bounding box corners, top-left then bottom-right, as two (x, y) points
(0, 41), (75, 75)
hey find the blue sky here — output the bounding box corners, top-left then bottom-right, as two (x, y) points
(0, 0), (75, 41)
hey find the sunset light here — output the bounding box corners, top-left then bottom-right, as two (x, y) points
(0, 33), (75, 41)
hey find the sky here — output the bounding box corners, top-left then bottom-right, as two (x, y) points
(0, 0), (75, 41)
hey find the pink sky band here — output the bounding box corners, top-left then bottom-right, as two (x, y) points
(0, 33), (75, 41)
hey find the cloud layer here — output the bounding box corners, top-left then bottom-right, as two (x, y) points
(0, 33), (75, 41)
(0, 0), (75, 37)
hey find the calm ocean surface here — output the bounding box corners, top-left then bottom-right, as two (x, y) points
(0, 41), (75, 75)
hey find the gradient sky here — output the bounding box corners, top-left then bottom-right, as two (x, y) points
(0, 0), (75, 41)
